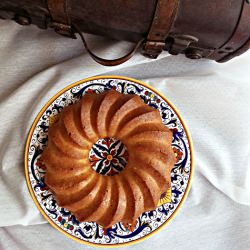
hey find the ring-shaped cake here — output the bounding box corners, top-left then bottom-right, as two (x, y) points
(41, 90), (176, 228)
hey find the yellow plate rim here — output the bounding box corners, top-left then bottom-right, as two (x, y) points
(24, 75), (194, 248)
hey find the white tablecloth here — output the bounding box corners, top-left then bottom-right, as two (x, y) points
(0, 19), (250, 250)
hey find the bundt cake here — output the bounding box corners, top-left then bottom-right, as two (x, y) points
(41, 90), (176, 228)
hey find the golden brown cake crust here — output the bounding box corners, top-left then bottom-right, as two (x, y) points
(41, 90), (176, 228)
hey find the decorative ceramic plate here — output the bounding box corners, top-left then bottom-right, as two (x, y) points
(25, 76), (194, 247)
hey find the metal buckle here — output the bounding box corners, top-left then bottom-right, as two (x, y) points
(167, 34), (199, 55)
(50, 22), (76, 39)
(143, 41), (166, 59)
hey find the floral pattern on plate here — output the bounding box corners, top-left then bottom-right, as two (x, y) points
(25, 76), (193, 247)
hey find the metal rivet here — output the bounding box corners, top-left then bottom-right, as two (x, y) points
(148, 54), (156, 59)
(225, 47), (233, 50)
(185, 49), (202, 59)
(15, 15), (31, 25)
(143, 53), (157, 59)
(224, 47), (234, 52)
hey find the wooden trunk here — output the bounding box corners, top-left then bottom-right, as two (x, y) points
(0, 0), (249, 64)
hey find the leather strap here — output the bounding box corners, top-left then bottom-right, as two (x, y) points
(47, 0), (75, 38)
(73, 24), (144, 67)
(143, 0), (179, 58)
(217, 0), (250, 62)
(47, 0), (143, 66)
(219, 37), (250, 63)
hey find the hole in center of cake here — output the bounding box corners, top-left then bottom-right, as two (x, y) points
(89, 137), (128, 176)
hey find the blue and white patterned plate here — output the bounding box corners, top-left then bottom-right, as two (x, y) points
(25, 76), (194, 247)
